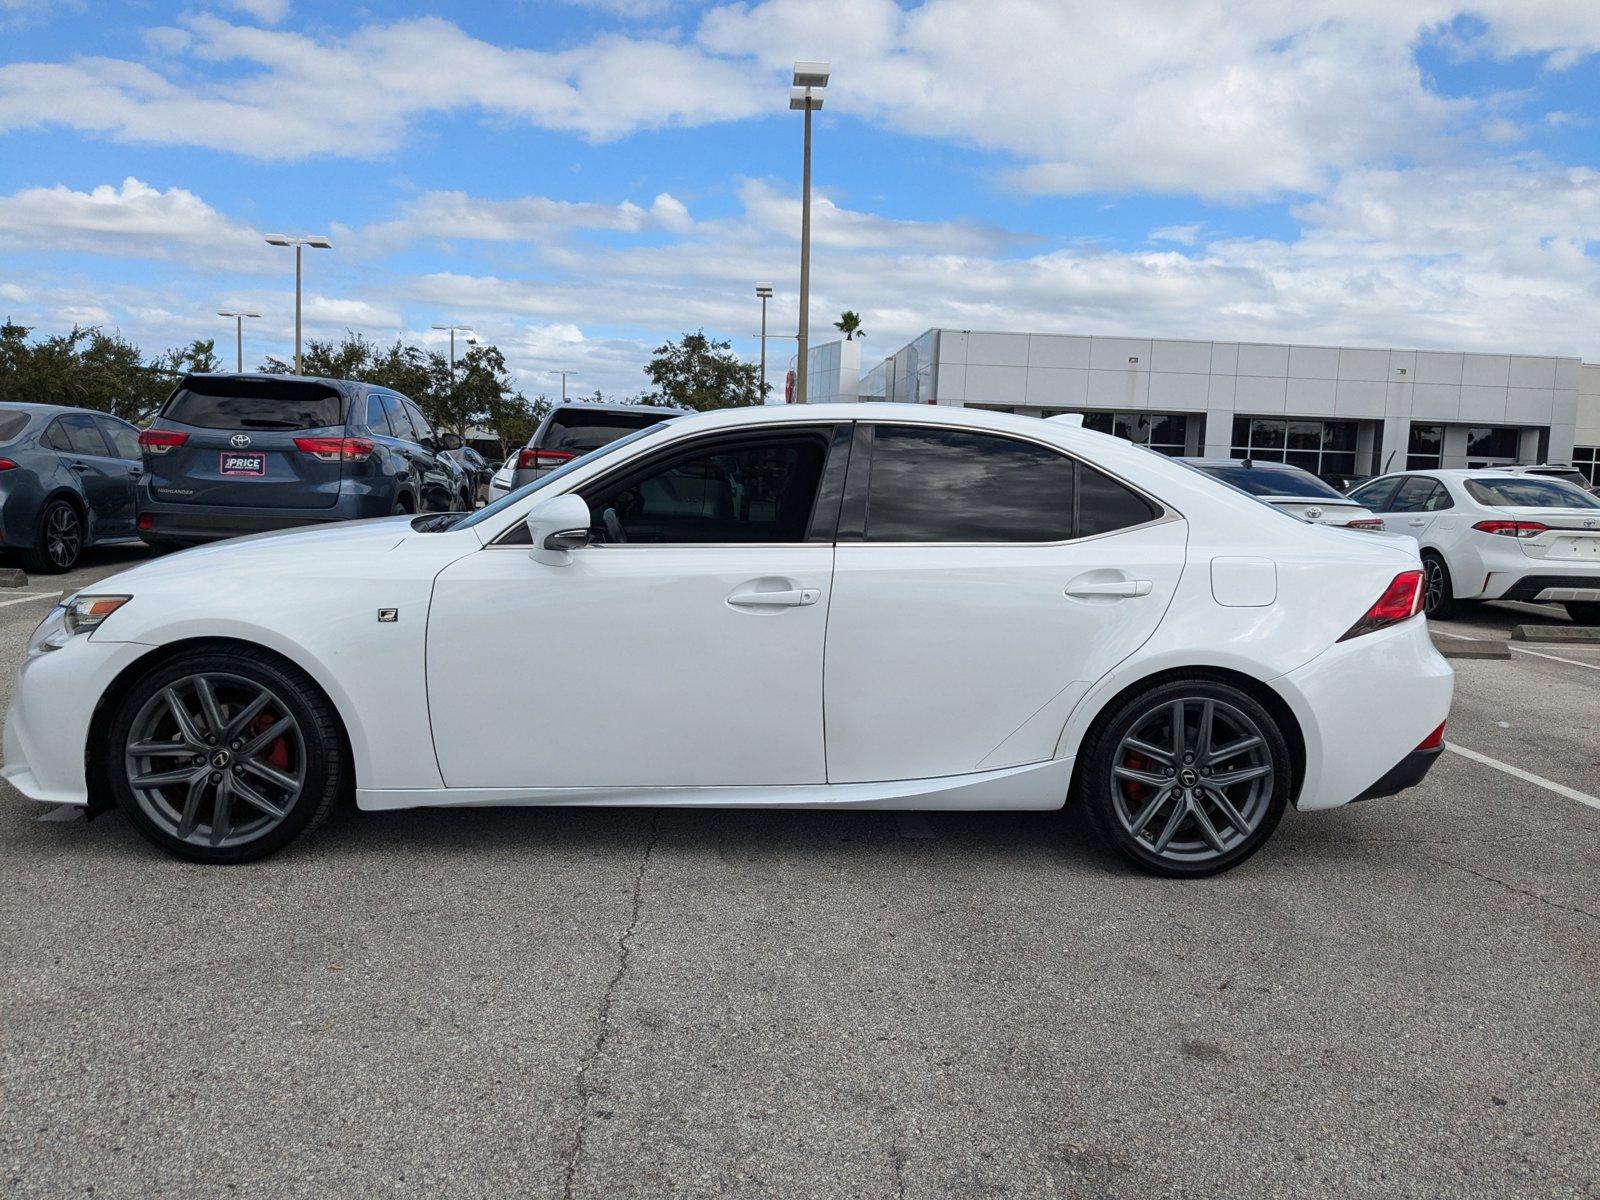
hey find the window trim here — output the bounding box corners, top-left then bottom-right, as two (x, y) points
(836, 419), (1174, 548)
(485, 422), (846, 549)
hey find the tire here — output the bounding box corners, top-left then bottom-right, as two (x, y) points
(1566, 601), (1600, 626)
(20, 497), (84, 574)
(107, 645), (346, 863)
(391, 492), (414, 516)
(1421, 552), (1461, 619)
(1074, 678), (1292, 878)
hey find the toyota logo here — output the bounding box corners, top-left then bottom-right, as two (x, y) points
(230, 433), (252, 449)
(1304, 506), (1323, 520)
(1586, 518), (1597, 529)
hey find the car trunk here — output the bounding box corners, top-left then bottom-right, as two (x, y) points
(1502, 507), (1600, 561)
(1264, 497), (1373, 525)
(150, 379), (351, 509)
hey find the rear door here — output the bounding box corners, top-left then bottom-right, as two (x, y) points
(53, 413), (137, 534)
(147, 377), (351, 509)
(822, 423), (1187, 784)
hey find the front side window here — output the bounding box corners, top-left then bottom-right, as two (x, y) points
(404, 401), (434, 442)
(587, 434), (828, 544)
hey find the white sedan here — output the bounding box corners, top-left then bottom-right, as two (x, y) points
(5, 404), (1453, 876)
(1348, 469), (1600, 623)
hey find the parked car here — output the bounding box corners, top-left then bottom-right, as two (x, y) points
(1482, 463), (1600, 496)
(8, 404), (1452, 877)
(445, 444), (494, 504)
(136, 374), (469, 548)
(487, 401), (680, 501)
(1348, 469), (1600, 623)
(1178, 458), (1384, 529)
(0, 402), (145, 573)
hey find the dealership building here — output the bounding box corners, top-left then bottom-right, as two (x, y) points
(828, 329), (1600, 483)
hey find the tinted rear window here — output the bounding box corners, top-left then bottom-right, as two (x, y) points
(1197, 463), (1344, 499)
(1464, 478), (1600, 509)
(539, 408), (673, 454)
(163, 378), (346, 431)
(0, 410), (31, 442)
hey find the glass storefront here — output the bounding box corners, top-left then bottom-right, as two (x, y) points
(1231, 417), (1358, 477)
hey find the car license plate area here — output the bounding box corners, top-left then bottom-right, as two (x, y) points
(220, 451), (267, 476)
(1549, 535), (1600, 560)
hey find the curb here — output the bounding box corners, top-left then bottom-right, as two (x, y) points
(1511, 625), (1600, 643)
(1433, 639), (1511, 660)
(0, 567), (27, 589)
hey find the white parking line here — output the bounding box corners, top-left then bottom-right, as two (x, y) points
(1432, 627), (1600, 671)
(0, 591), (61, 609)
(1446, 742), (1600, 812)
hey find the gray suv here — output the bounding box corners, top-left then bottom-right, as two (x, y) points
(487, 401), (680, 502)
(137, 373), (469, 548)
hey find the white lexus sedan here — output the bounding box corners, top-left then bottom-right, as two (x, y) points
(5, 405), (1453, 877)
(1348, 469), (1600, 623)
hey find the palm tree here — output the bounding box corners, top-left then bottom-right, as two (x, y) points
(833, 311), (864, 341)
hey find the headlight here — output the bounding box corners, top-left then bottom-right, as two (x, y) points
(26, 595), (130, 655)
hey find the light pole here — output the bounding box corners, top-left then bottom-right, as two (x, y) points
(217, 311), (261, 372)
(264, 234), (332, 374)
(789, 60), (829, 405)
(431, 323), (476, 380)
(558, 370), (573, 403)
(755, 283), (773, 402)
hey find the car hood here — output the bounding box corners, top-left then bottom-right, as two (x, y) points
(85, 517), (433, 594)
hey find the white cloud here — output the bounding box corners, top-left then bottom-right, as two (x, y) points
(224, 0), (291, 25)
(1151, 224), (1203, 247)
(356, 189), (695, 248)
(735, 178), (1025, 254)
(0, 177), (268, 265)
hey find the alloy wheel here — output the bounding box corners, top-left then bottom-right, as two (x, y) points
(1423, 558), (1446, 615)
(123, 672), (307, 849)
(45, 504), (82, 569)
(1110, 697), (1275, 865)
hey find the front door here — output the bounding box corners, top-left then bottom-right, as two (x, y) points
(425, 425), (844, 789)
(822, 423), (1187, 783)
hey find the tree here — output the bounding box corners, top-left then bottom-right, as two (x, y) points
(833, 311), (864, 341)
(482, 390), (548, 459)
(642, 330), (763, 411)
(0, 321), (184, 421)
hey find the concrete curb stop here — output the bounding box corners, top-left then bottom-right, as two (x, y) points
(1511, 625), (1600, 643)
(0, 568), (28, 588)
(1432, 639), (1512, 660)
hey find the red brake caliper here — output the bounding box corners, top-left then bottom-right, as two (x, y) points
(251, 712), (291, 771)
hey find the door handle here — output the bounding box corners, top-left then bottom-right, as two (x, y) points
(1407, 518), (1426, 527)
(68, 460), (89, 472)
(728, 588), (820, 608)
(1065, 580), (1152, 598)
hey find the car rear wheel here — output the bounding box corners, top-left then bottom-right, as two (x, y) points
(21, 498), (84, 574)
(1566, 601), (1600, 626)
(1421, 552), (1461, 619)
(107, 647), (345, 863)
(1075, 678), (1291, 877)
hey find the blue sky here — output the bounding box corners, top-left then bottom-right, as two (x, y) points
(0, 0), (1597, 399)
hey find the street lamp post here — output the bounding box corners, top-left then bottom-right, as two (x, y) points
(558, 370), (573, 403)
(789, 61), (829, 405)
(755, 283), (773, 401)
(217, 310), (261, 372)
(264, 234), (332, 375)
(431, 323), (476, 380)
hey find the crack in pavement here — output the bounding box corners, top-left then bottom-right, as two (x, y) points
(561, 810), (662, 1200)
(1429, 855), (1599, 923)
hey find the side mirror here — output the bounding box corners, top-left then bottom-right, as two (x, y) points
(440, 431), (464, 451)
(525, 493), (592, 566)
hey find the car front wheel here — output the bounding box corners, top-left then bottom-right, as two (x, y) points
(107, 646), (345, 863)
(21, 498), (84, 574)
(1075, 678), (1292, 877)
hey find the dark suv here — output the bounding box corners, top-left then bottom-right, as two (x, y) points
(137, 374), (468, 547)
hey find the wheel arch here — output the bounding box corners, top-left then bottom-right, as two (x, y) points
(1060, 665), (1305, 811)
(83, 636), (356, 817)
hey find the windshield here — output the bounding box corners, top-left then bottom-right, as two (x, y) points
(1190, 462), (1347, 500)
(451, 420), (676, 531)
(1464, 477), (1600, 509)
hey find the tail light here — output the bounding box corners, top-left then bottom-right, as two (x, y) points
(1473, 519), (1547, 539)
(1345, 518), (1384, 531)
(137, 514), (153, 532)
(1338, 569), (1425, 641)
(1416, 721), (1446, 752)
(0, 458), (17, 471)
(294, 436), (375, 462)
(138, 429), (189, 455)
(517, 448), (575, 470)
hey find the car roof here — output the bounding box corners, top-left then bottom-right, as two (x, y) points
(547, 400), (683, 416)
(185, 371), (363, 391)
(1178, 457), (1312, 472)
(0, 401), (123, 418)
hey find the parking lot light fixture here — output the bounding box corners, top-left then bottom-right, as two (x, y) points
(265, 235), (333, 375)
(216, 311), (261, 372)
(431, 323), (476, 381)
(788, 61), (827, 404)
(756, 283), (774, 400)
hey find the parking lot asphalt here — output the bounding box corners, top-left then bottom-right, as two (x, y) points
(2, 547), (1597, 1199)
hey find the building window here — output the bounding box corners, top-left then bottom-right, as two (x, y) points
(1465, 425), (1519, 463)
(1080, 411), (1191, 456)
(1232, 417), (1358, 477)
(1574, 446), (1599, 486)
(1406, 423), (1443, 471)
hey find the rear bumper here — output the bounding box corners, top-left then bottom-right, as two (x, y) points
(137, 494), (390, 544)
(1490, 572), (1600, 603)
(1353, 745), (1444, 803)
